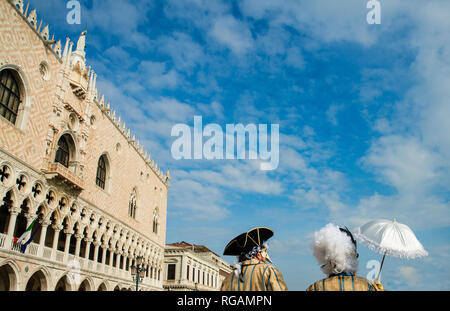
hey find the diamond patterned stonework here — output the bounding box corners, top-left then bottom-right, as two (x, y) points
(0, 0), (169, 291)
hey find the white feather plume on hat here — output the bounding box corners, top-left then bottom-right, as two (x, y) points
(312, 223), (359, 276)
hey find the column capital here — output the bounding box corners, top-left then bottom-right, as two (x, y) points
(64, 229), (74, 235)
(84, 238), (93, 243)
(75, 234), (84, 240)
(52, 224), (63, 231)
(41, 220), (51, 227)
(24, 212), (35, 220)
(8, 206), (21, 215)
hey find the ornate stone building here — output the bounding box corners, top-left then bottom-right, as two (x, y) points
(0, 0), (170, 291)
(163, 242), (233, 291)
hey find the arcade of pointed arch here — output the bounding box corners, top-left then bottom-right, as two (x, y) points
(0, 159), (164, 275)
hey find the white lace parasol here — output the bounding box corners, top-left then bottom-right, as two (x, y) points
(354, 219), (428, 259)
(354, 219), (428, 280)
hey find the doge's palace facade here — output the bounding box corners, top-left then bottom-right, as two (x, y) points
(0, 0), (170, 291)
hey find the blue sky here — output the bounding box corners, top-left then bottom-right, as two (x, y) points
(30, 0), (450, 290)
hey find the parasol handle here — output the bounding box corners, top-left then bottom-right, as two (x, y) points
(376, 252), (386, 281)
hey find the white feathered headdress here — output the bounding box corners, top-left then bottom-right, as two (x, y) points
(311, 223), (359, 276)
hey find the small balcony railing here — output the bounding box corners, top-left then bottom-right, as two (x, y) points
(43, 161), (85, 190)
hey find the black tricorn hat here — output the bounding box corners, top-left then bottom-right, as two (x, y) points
(223, 227), (274, 256)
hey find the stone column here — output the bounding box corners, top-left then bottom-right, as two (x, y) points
(38, 220), (50, 257)
(51, 225), (62, 260)
(101, 244), (107, 265)
(93, 241), (100, 262)
(181, 255), (186, 281)
(6, 206), (20, 237)
(115, 252), (121, 269)
(52, 225), (61, 251)
(74, 234), (83, 257)
(84, 238), (92, 259)
(39, 220), (50, 246)
(108, 248), (114, 266)
(63, 230), (73, 255)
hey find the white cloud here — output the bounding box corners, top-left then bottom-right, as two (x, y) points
(326, 104), (343, 126)
(186, 161), (283, 195)
(169, 178), (230, 221)
(156, 32), (207, 72)
(139, 61), (180, 89)
(210, 15), (254, 55)
(197, 101), (225, 121)
(398, 266), (420, 286)
(270, 237), (311, 255)
(239, 0), (378, 46)
(143, 97), (196, 123)
(83, 0), (152, 50)
(362, 136), (441, 193)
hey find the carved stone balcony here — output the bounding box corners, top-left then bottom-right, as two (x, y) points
(43, 161), (85, 191)
(69, 81), (87, 100)
(69, 61), (89, 100)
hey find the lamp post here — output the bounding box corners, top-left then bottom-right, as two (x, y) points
(130, 256), (147, 291)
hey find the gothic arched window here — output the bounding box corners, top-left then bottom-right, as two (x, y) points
(0, 69), (21, 124)
(152, 209), (159, 234)
(129, 191), (137, 219)
(55, 136), (70, 167)
(96, 155), (107, 189)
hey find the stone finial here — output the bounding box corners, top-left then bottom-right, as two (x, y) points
(88, 68), (94, 90)
(165, 170), (171, 185)
(37, 20), (42, 33)
(11, 0), (24, 13)
(92, 73), (97, 91)
(62, 38), (70, 59)
(54, 40), (62, 57)
(41, 25), (49, 40)
(24, 1), (29, 16)
(64, 41), (73, 68)
(27, 9), (37, 28)
(76, 30), (87, 53)
(71, 31), (87, 69)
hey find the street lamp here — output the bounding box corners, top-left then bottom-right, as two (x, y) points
(130, 256), (147, 291)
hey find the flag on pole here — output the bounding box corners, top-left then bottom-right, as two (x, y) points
(14, 217), (38, 245)
(20, 220), (43, 254)
(13, 217), (44, 254)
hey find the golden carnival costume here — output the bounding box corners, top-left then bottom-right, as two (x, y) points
(307, 224), (384, 291)
(220, 227), (288, 291)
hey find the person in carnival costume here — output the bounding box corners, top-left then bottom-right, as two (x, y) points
(307, 223), (384, 291)
(220, 227), (288, 291)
